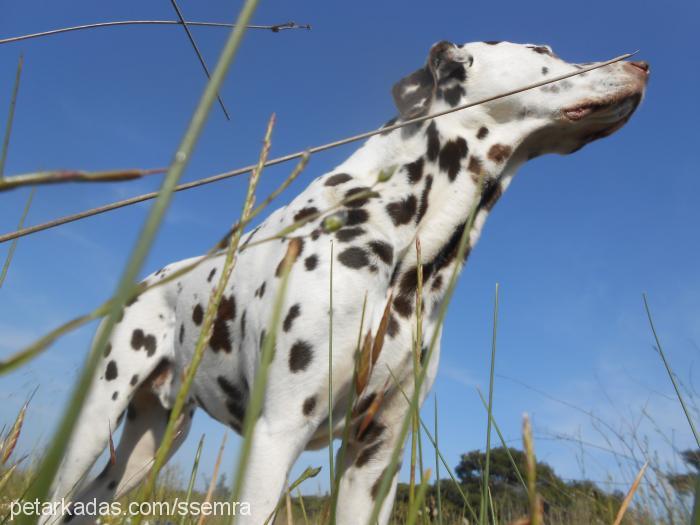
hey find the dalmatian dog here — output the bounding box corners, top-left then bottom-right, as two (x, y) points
(46, 41), (648, 524)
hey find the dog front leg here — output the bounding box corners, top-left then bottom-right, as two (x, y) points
(235, 417), (311, 524)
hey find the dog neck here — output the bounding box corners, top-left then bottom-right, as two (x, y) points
(333, 112), (537, 296)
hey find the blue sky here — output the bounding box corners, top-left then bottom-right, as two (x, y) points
(1, 0), (699, 495)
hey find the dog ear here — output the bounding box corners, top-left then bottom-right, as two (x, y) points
(392, 41), (460, 119)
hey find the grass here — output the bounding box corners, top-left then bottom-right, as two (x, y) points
(0, 8), (696, 525)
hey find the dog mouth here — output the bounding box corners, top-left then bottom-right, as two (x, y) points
(562, 91), (642, 123)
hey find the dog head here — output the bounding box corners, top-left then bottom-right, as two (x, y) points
(392, 40), (648, 156)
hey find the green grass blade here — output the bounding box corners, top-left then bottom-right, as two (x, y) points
(387, 368), (478, 523)
(643, 293), (700, 447)
(0, 187), (35, 288)
(434, 395), (443, 525)
(0, 54), (23, 178)
(476, 388), (527, 491)
(480, 283), (499, 524)
(179, 434), (205, 525)
(17, 0), (261, 518)
(328, 240), (335, 501)
(406, 468), (432, 525)
(263, 466), (322, 525)
(329, 292), (368, 523)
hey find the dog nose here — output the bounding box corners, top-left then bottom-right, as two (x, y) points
(629, 61), (650, 74)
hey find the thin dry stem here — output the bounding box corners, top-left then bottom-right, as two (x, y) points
(0, 51), (634, 244)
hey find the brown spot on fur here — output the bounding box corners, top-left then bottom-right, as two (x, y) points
(477, 126), (489, 139)
(487, 144), (512, 163)
(467, 156), (482, 174)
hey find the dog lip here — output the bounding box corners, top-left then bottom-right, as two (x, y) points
(562, 91), (641, 122)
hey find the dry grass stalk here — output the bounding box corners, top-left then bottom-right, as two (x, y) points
(612, 461), (649, 525)
(0, 52), (634, 244)
(0, 167), (166, 192)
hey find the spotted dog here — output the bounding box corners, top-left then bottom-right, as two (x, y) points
(47, 41), (648, 524)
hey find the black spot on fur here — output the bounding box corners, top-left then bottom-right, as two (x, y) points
(130, 374), (139, 386)
(368, 240), (393, 265)
(207, 268), (217, 282)
(478, 178), (503, 211)
(477, 126), (489, 139)
(192, 304), (203, 326)
(240, 310), (246, 341)
(304, 255), (318, 271)
(405, 157), (424, 184)
(143, 334), (157, 357)
(179, 323), (185, 344)
(387, 315), (400, 338)
(302, 396), (316, 416)
(127, 403), (137, 420)
(426, 122), (440, 162)
(399, 267), (420, 297)
(217, 376), (244, 402)
(336, 227), (365, 243)
(111, 391), (118, 401)
(107, 480), (117, 490)
(356, 442), (382, 467)
(210, 295), (236, 353)
(438, 138), (468, 181)
(416, 175), (433, 223)
(259, 329), (266, 350)
(432, 274), (444, 291)
(359, 420), (386, 443)
(131, 329), (144, 350)
(345, 187), (374, 208)
(542, 66), (549, 75)
(256, 281), (266, 298)
(105, 361), (118, 381)
(484, 40), (502, 45)
(441, 84), (465, 106)
(283, 304), (301, 332)
(393, 295), (413, 318)
(345, 209), (369, 226)
(324, 173), (352, 186)
(293, 207), (319, 222)
(289, 340), (313, 372)
(356, 393), (377, 415)
(338, 247), (370, 269)
(529, 45), (553, 56)
(386, 195), (417, 226)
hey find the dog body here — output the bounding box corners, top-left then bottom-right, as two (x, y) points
(48, 41), (648, 524)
